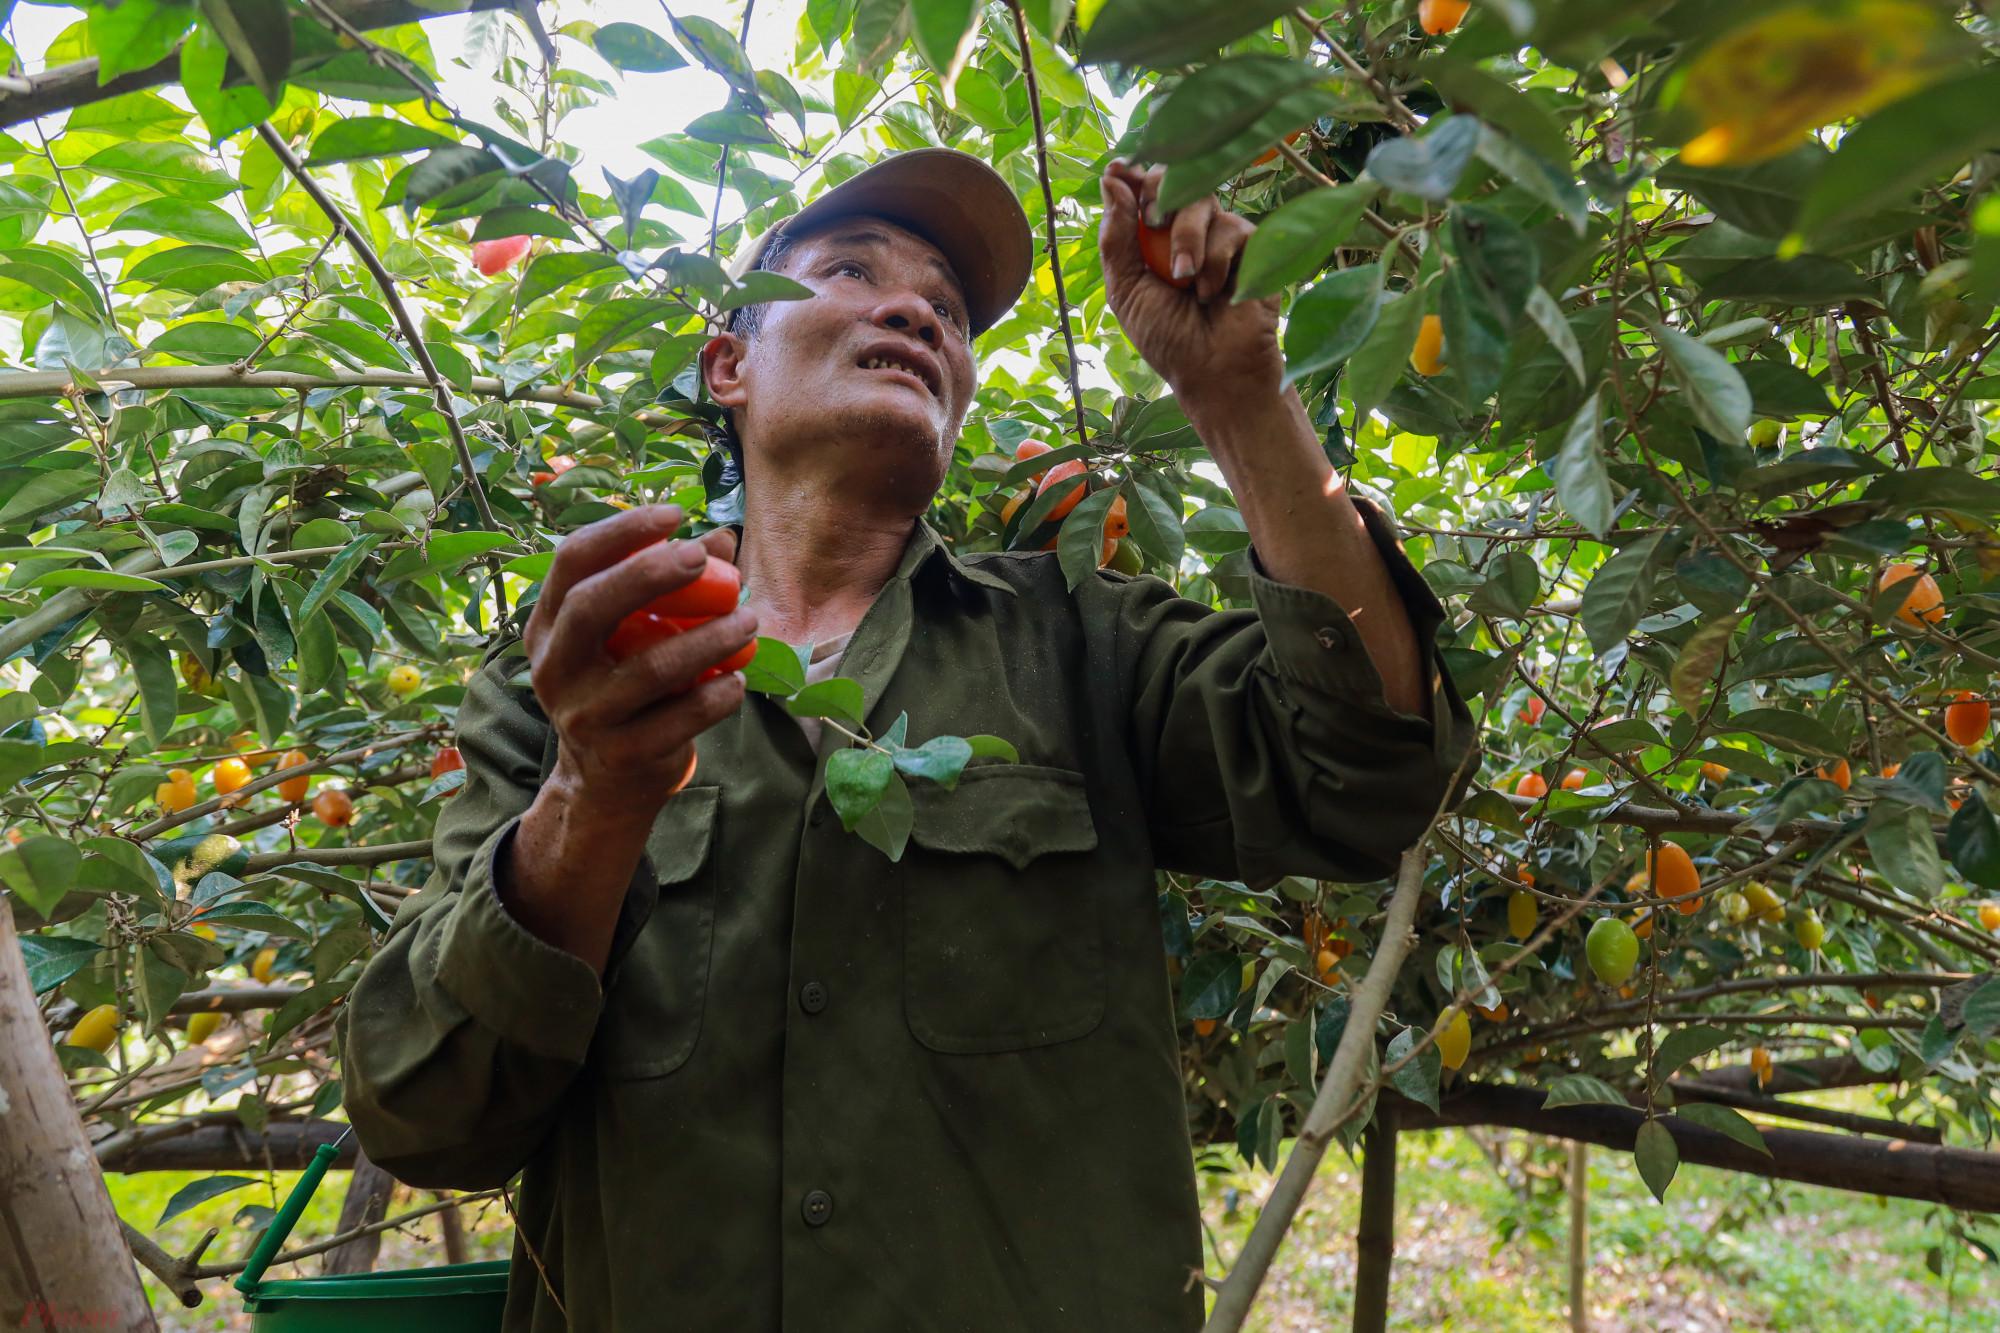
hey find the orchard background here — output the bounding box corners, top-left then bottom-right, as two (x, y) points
(5, 0), (2000, 1326)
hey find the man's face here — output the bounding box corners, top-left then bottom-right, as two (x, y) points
(706, 217), (977, 509)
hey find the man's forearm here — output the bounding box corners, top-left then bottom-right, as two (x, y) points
(501, 776), (655, 975)
(1183, 385), (1428, 717)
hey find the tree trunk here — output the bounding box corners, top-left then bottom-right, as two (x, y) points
(1567, 1140), (1588, 1333)
(437, 1193), (470, 1266)
(0, 902), (156, 1330)
(320, 1150), (397, 1275)
(1351, 1106), (1398, 1333)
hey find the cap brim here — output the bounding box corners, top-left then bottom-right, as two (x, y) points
(733, 148), (1032, 337)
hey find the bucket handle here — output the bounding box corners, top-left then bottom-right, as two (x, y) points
(234, 1126), (353, 1295)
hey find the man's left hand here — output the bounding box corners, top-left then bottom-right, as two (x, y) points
(1098, 160), (1275, 409)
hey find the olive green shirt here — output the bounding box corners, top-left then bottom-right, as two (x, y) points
(343, 510), (1471, 1332)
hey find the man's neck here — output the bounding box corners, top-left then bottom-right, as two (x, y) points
(736, 476), (917, 648)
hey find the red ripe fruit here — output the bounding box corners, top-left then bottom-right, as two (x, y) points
(431, 747), (464, 780)
(1520, 696), (1546, 725)
(1014, 438), (1053, 484)
(473, 235), (532, 276)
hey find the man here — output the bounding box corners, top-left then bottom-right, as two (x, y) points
(344, 147), (1471, 1330)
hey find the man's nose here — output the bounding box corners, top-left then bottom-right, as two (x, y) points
(877, 291), (940, 345)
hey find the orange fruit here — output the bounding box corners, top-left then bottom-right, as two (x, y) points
(1818, 758), (1851, 790)
(1881, 762), (1900, 778)
(1250, 129), (1305, 167)
(1419, 0), (1471, 34)
(275, 750), (310, 803)
(1411, 314), (1446, 375)
(1648, 843), (1702, 904)
(1561, 769), (1591, 791)
(1700, 761), (1729, 784)
(1000, 490), (1029, 525)
(1104, 494), (1129, 542)
(1474, 1000), (1508, 1022)
(1978, 903), (2000, 932)
(1880, 562), (1944, 626)
(156, 770), (197, 813)
(1520, 696), (1545, 725)
(1137, 218), (1191, 288)
(250, 946), (279, 983)
(1194, 1018), (1217, 1036)
(212, 757), (251, 796)
(1750, 1045), (1773, 1086)
(1014, 439), (1053, 483)
(313, 788), (355, 828)
(1037, 460), (1090, 522)
(1515, 772), (1549, 799)
(1946, 690), (1991, 749)
(1316, 947), (1338, 979)
(1516, 863), (1535, 887)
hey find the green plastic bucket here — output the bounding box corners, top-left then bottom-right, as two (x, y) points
(242, 1261), (509, 1332)
(232, 1138), (508, 1332)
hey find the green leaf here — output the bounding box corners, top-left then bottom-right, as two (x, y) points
(151, 318), (261, 364)
(852, 768), (913, 861)
(18, 936), (103, 994)
(1947, 794), (2000, 890)
(593, 21), (688, 72)
(1137, 56), (1334, 164)
(910, 0), (979, 91)
(1674, 1102), (1770, 1156)
(1079, 0), (1296, 69)
(1056, 486), (1119, 591)
(1961, 978), (2000, 1040)
(0, 835), (81, 918)
(1281, 265), (1383, 382)
(1551, 390), (1612, 539)
(1699, 256), (1877, 306)
(1653, 1025), (1730, 1080)
(121, 633), (178, 749)
(262, 980), (349, 1045)
(1542, 1074), (1627, 1109)
(890, 735), (973, 789)
(469, 206), (576, 244)
(296, 535), (383, 626)
(1720, 707), (1843, 760)
(84, 141), (240, 200)
(826, 746), (894, 828)
(308, 116), (458, 166)
(574, 296), (686, 372)
(158, 1175), (259, 1227)
(1120, 478), (1185, 568)
(1669, 613), (1743, 715)
(1386, 1025), (1442, 1113)
(91, 0), (198, 83)
(965, 734), (1019, 762)
(517, 252), (625, 309)
(1634, 1117), (1680, 1202)
(196, 0), (292, 104)
(742, 637), (810, 695)
(786, 677), (866, 729)
(1237, 183), (1380, 302)
(668, 12), (761, 98)
(714, 271), (814, 312)
(1866, 805), (1944, 896)
(124, 244), (264, 293)
(1365, 116), (1480, 202)
(1474, 127), (1586, 234)
(109, 199), (252, 249)
(1657, 146), (1825, 239)
(1344, 285), (1425, 425)
(30, 570), (169, 593)
(1178, 951), (1245, 1019)
(1792, 67), (2000, 248)
(1524, 286), (1584, 385)
(1655, 324), (1751, 443)
(1579, 534), (1662, 655)
(1465, 550), (1539, 619)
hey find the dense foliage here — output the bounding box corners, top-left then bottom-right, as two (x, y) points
(7, 0), (2000, 1305)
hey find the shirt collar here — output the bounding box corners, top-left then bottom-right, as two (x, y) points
(903, 519), (1017, 596)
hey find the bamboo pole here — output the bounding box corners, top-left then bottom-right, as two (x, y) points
(1568, 1141), (1589, 1333)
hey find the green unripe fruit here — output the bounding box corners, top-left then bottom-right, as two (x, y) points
(1793, 910), (1825, 952)
(1586, 917), (1640, 986)
(1748, 419), (1782, 450)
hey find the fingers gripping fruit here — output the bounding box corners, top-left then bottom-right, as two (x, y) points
(606, 552), (753, 685)
(1586, 917), (1640, 986)
(1137, 217), (1192, 288)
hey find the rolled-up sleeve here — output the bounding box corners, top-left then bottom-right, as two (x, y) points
(340, 655), (651, 1188)
(1122, 497), (1474, 884)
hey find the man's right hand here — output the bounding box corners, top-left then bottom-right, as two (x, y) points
(505, 506), (756, 972)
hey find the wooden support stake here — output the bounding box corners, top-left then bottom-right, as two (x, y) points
(1568, 1140), (1589, 1333)
(0, 902), (156, 1329)
(1351, 1106), (1397, 1333)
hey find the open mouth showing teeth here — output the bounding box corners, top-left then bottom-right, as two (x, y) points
(861, 355), (933, 391)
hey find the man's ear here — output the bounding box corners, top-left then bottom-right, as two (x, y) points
(702, 333), (749, 410)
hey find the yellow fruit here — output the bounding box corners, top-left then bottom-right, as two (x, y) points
(388, 664), (423, 695)
(1435, 1007), (1472, 1070)
(178, 653), (221, 697)
(155, 772), (197, 812)
(69, 1003), (121, 1053)
(186, 1011), (222, 1045)
(212, 757), (251, 796)
(276, 750), (311, 803)
(1411, 314), (1446, 375)
(228, 731), (260, 754)
(190, 924), (216, 941)
(1507, 889), (1537, 940)
(1700, 762), (1730, 784)
(1719, 891), (1750, 924)
(1980, 903), (2000, 932)
(1750, 1045), (1773, 1086)
(1744, 881), (1784, 923)
(250, 946), (279, 983)
(1794, 910), (1825, 951)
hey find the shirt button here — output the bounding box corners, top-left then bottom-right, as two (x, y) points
(802, 1189), (833, 1227)
(1315, 625), (1347, 652)
(809, 801), (826, 827)
(799, 981), (828, 1014)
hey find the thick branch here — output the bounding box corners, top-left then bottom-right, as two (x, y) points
(0, 364), (610, 410)
(0, 0), (530, 128)
(1394, 1082), (2000, 1212)
(98, 1119), (356, 1174)
(243, 839), (432, 873)
(1669, 1077), (1942, 1144)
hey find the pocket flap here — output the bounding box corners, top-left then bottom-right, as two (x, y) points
(908, 766), (1096, 871)
(646, 786), (719, 884)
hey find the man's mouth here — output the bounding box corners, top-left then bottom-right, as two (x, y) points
(857, 347), (940, 396)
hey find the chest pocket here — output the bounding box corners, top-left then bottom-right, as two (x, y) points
(902, 765), (1103, 1055)
(592, 786), (720, 1080)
